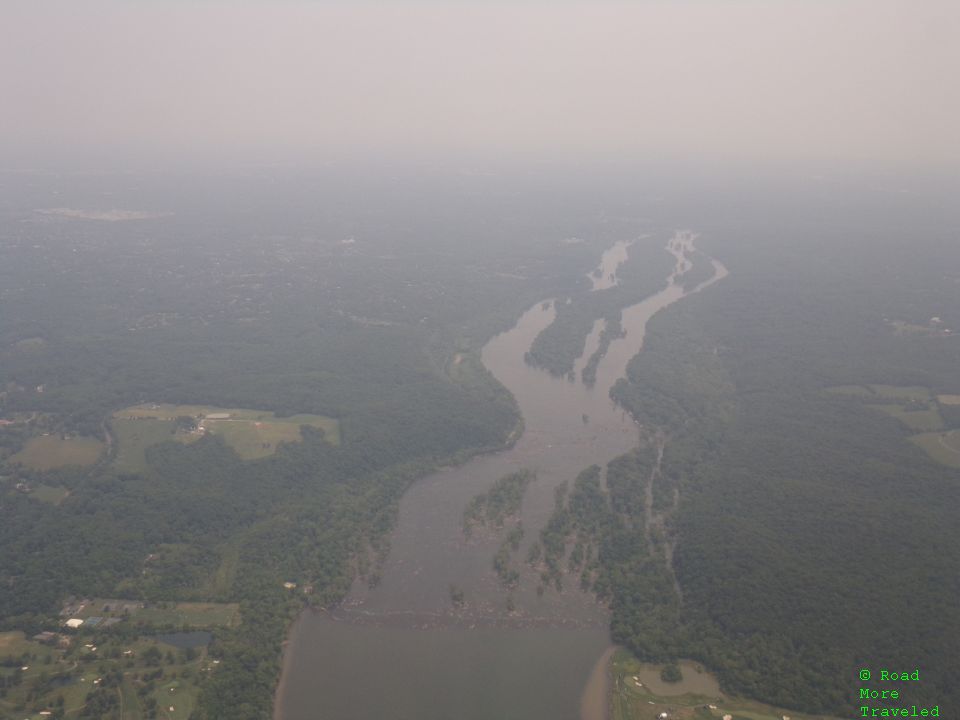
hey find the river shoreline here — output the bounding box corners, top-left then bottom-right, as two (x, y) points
(273, 232), (727, 720)
(272, 612), (304, 720)
(580, 645), (616, 720)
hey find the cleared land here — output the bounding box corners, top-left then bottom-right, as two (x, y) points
(67, 598), (241, 628)
(827, 384), (930, 401)
(29, 483), (70, 505)
(111, 404), (339, 470)
(110, 416), (185, 474)
(136, 602), (241, 628)
(827, 385), (945, 431)
(10, 434), (104, 470)
(0, 629), (33, 653)
(911, 430), (960, 469)
(610, 649), (839, 720)
(873, 404), (944, 431)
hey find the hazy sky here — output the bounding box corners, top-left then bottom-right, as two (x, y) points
(2, 0), (957, 169)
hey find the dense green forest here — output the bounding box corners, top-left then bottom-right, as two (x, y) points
(604, 191), (960, 715)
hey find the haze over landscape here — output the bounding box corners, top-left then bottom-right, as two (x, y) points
(3, 0), (959, 168)
(0, 3), (958, 720)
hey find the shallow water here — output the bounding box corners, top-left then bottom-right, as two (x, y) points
(277, 232), (725, 720)
(588, 238), (633, 291)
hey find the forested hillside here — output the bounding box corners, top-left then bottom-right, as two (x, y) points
(607, 184), (960, 715)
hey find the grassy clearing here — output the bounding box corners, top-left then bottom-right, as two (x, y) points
(201, 543), (239, 599)
(0, 629), (31, 652)
(10, 434), (103, 470)
(937, 394), (960, 405)
(112, 404), (339, 466)
(121, 678), (146, 720)
(67, 599), (240, 628)
(153, 677), (201, 720)
(610, 649), (838, 720)
(826, 385), (946, 430)
(110, 417), (184, 474)
(873, 404), (944, 431)
(29, 483), (70, 505)
(911, 430), (960, 469)
(868, 385), (932, 400)
(826, 384), (931, 401)
(825, 384), (874, 397)
(135, 602), (240, 628)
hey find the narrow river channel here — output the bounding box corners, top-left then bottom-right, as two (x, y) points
(276, 231), (727, 720)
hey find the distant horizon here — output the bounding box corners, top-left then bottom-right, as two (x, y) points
(2, 0), (958, 172)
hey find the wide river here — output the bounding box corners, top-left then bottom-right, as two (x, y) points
(276, 232), (726, 720)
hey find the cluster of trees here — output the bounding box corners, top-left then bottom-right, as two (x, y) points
(530, 455), (669, 612)
(492, 529), (523, 589)
(463, 469), (534, 533)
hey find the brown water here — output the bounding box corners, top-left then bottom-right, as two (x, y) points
(276, 231), (726, 720)
(588, 238), (634, 290)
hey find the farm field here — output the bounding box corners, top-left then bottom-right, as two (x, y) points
(65, 598), (241, 628)
(9, 435), (104, 470)
(826, 385), (945, 430)
(826, 384), (931, 401)
(136, 602), (241, 628)
(110, 416), (186, 474)
(911, 430), (960, 469)
(610, 650), (838, 720)
(872, 404), (944, 431)
(111, 404), (339, 468)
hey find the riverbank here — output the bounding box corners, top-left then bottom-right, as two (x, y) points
(273, 233), (724, 720)
(581, 645), (616, 720)
(272, 612), (304, 720)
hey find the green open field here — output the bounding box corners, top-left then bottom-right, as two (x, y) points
(911, 430), (960, 469)
(29, 483), (70, 505)
(866, 385), (932, 400)
(136, 602), (240, 628)
(827, 385), (945, 431)
(67, 598), (240, 628)
(610, 649), (840, 720)
(827, 384), (931, 401)
(111, 404), (339, 468)
(873, 404), (944, 431)
(825, 384), (875, 397)
(110, 416), (185, 474)
(10, 434), (104, 470)
(0, 629), (37, 655)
